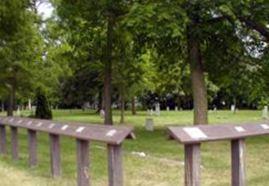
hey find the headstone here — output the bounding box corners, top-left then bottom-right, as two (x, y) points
(262, 106), (268, 119)
(83, 102), (90, 110)
(150, 109), (153, 116)
(145, 118), (154, 131)
(166, 106), (170, 111)
(175, 106), (178, 111)
(231, 105), (235, 112)
(100, 109), (105, 118)
(155, 103), (160, 116)
(16, 107), (21, 116)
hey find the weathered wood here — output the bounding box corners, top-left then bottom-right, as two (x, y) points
(11, 126), (19, 160)
(185, 144), (201, 186)
(168, 123), (269, 144)
(0, 125), (6, 154)
(0, 116), (134, 145)
(231, 139), (246, 186)
(0, 116), (133, 186)
(49, 134), (61, 177)
(107, 144), (123, 186)
(76, 139), (90, 186)
(28, 129), (37, 167)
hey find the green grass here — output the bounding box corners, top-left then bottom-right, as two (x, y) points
(0, 109), (268, 185)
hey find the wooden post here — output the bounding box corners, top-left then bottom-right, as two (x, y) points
(184, 144), (201, 186)
(231, 139), (246, 186)
(11, 126), (18, 160)
(76, 139), (90, 186)
(49, 134), (61, 177)
(0, 125), (6, 154)
(107, 144), (123, 186)
(28, 129), (37, 167)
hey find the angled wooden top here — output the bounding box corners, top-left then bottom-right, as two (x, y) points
(168, 122), (269, 144)
(0, 116), (134, 145)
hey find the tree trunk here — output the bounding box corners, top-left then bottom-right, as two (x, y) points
(7, 84), (16, 117)
(1, 101), (4, 112)
(104, 13), (114, 125)
(28, 99), (32, 110)
(187, 27), (208, 125)
(176, 95), (181, 108)
(131, 97), (136, 115)
(119, 90), (125, 124)
(96, 89), (103, 113)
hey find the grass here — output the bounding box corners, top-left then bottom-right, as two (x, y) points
(0, 109), (268, 185)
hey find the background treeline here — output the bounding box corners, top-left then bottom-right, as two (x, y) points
(0, 0), (269, 125)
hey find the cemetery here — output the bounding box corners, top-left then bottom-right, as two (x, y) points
(0, 0), (269, 186)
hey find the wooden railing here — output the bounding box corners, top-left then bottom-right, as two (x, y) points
(0, 116), (134, 186)
(168, 123), (269, 186)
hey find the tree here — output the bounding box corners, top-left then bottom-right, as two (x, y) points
(53, 0), (139, 125)
(35, 87), (52, 119)
(124, 0), (269, 125)
(0, 0), (43, 116)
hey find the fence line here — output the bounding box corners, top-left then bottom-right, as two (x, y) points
(0, 116), (134, 186)
(168, 122), (269, 186)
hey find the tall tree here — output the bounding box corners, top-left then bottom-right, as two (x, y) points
(0, 0), (43, 116)
(124, 0), (269, 124)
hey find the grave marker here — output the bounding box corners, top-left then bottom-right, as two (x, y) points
(262, 106), (268, 119)
(155, 103), (160, 116)
(145, 118), (154, 131)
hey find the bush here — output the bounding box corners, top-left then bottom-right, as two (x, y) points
(35, 88), (52, 119)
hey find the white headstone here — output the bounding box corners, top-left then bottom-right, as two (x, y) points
(175, 106), (178, 111)
(16, 107), (21, 116)
(150, 109), (153, 116)
(231, 105), (235, 112)
(262, 106), (268, 119)
(100, 109), (105, 118)
(166, 106), (170, 111)
(145, 118), (154, 131)
(155, 103), (160, 116)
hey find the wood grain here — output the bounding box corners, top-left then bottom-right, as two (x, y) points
(108, 144), (123, 186)
(28, 129), (37, 167)
(185, 144), (201, 186)
(0, 125), (6, 154)
(76, 139), (90, 186)
(11, 126), (18, 160)
(50, 134), (61, 177)
(231, 139), (246, 186)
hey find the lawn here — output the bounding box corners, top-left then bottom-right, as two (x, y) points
(0, 109), (268, 186)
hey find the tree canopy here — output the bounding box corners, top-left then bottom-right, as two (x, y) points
(0, 0), (269, 125)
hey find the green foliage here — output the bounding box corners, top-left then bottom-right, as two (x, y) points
(35, 87), (52, 119)
(1, 0), (269, 113)
(0, 0), (44, 103)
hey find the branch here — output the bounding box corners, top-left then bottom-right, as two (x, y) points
(238, 16), (269, 42)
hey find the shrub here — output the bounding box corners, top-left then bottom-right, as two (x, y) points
(35, 88), (52, 119)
